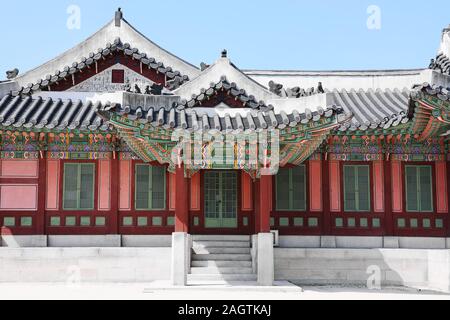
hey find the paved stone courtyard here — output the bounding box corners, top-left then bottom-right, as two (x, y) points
(0, 283), (448, 300)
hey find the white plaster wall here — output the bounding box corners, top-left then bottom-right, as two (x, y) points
(0, 248), (171, 283)
(246, 69), (432, 92)
(68, 64), (154, 92)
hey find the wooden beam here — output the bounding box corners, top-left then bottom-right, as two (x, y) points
(322, 157), (331, 235)
(36, 154), (47, 235)
(109, 154), (119, 234)
(256, 175), (272, 233)
(447, 159), (450, 237)
(384, 159), (394, 236)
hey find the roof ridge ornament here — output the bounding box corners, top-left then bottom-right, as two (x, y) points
(221, 49), (228, 58)
(115, 8), (123, 27)
(443, 24), (450, 36)
(6, 68), (19, 80)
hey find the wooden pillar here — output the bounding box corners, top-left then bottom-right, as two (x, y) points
(435, 161), (448, 214)
(322, 158), (331, 235)
(447, 160), (450, 237)
(329, 160), (341, 213)
(391, 160), (403, 236)
(36, 155), (47, 235)
(109, 154), (120, 234)
(256, 175), (272, 233)
(175, 165), (189, 233)
(384, 159), (394, 236)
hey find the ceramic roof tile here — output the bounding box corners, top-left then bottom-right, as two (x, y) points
(100, 103), (343, 132)
(0, 95), (110, 132)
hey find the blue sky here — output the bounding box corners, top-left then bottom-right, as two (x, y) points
(1, 0), (450, 77)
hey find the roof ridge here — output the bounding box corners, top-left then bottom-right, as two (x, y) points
(13, 38), (191, 96)
(173, 76), (274, 111)
(174, 56), (277, 102)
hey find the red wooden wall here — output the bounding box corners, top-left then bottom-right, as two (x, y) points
(0, 157), (449, 237)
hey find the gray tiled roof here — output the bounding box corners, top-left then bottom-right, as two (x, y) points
(0, 88), (413, 133)
(101, 104), (343, 132)
(0, 93), (344, 133)
(331, 89), (411, 132)
(173, 77), (274, 111)
(14, 38), (190, 96)
(412, 82), (450, 101)
(429, 53), (450, 75)
(0, 94), (110, 131)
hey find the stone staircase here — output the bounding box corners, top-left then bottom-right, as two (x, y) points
(188, 235), (257, 282)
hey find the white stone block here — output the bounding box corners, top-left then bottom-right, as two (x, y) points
(121, 235), (172, 247)
(251, 235), (258, 274)
(335, 237), (383, 249)
(383, 237), (399, 248)
(1, 235), (47, 248)
(427, 251), (450, 293)
(274, 248), (307, 259)
(257, 233), (274, 286)
(398, 237), (446, 249)
(274, 248), (450, 290)
(279, 236), (321, 248)
(48, 235), (121, 247)
(306, 249), (348, 259)
(171, 232), (188, 286)
(320, 236), (337, 248)
(0, 247), (172, 283)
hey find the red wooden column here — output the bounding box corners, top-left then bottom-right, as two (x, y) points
(436, 161), (448, 214)
(109, 154), (119, 234)
(322, 158), (331, 234)
(256, 175), (272, 233)
(447, 159), (450, 237)
(391, 159), (403, 236)
(36, 155), (47, 235)
(383, 159), (394, 235)
(175, 165), (189, 233)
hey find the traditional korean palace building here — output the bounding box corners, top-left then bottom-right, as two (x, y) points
(0, 9), (449, 285)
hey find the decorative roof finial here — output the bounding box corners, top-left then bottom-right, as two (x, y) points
(221, 49), (228, 58)
(6, 68), (19, 80)
(115, 8), (123, 27)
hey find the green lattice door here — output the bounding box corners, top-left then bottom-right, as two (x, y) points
(204, 172), (238, 228)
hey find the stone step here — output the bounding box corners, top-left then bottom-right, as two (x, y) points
(192, 235), (251, 242)
(188, 274), (258, 282)
(192, 254), (252, 261)
(190, 267), (254, 275)
(191, 260), (253, 268)
(193, 241), (250, 248)
(192, 247), (251, 255)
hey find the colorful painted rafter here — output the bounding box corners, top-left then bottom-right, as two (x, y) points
(101, 104), (348, 175)
(411, 84), (450, 140)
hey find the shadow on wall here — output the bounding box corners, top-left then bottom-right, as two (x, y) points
(274, 248), (450, 293)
